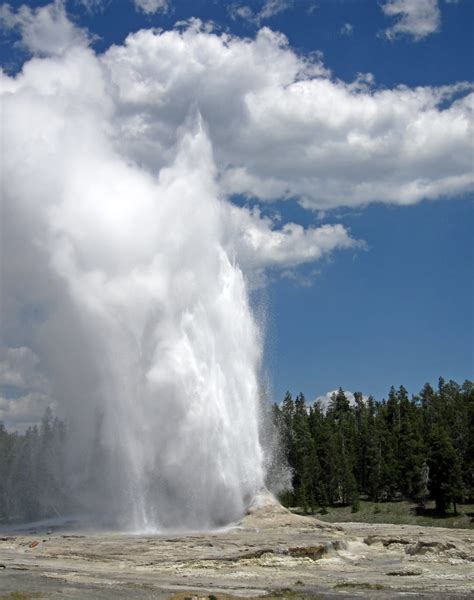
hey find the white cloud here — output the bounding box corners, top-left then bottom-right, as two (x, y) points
(259, 0), (293, 20)
(75, 0), (107, 13)
(280, 267), (321, 288)
(226, 206), (363, 275)
(314, 389), (368, 412)
(0, 346), (49, 391)
(0, 0), (89, 56)
(229, 0), (293, 25)
(134, 0), (168, 15)
(381, 0), (441, 41)
(340, 22), (353, 36)
(0, 391), (55, 430)
(103, 24), (473, 209)
(0, 346), (55, 429)
(229, 5), (255, 22)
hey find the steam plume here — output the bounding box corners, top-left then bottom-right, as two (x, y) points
(1, 9), (362, 529)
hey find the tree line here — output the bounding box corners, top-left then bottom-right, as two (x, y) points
(0, 377), (472, 524)
(272, 378), (473, 515)
(0, 407), (70, 524)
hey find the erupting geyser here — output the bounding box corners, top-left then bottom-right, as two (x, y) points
(56, 123), (265, 531)
(2, 46), (264, 529)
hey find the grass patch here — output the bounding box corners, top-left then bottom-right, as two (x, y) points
(291, 500), (474, 529)
(334, 582), (386, 590)
(170, 593), (324, 600)
(0, 594), (44, 600)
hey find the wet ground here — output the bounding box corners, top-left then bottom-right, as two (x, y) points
(1, 502), (473, 599)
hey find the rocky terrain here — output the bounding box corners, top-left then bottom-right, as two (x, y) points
(0, 499), (473, 599)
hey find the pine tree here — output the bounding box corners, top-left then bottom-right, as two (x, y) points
(461, 380), (474, 500)
(398, 386), (425, 498)
(309, 402), (329, 508)
(365, 396), (383, 501)
(428, 426), (464, 515)
(354, 391), (369, 493)
(327, 389), (357, 504)
(379, 396), (399, 500)
(279, 391), (296, 505)
(293, 393), (314, 512)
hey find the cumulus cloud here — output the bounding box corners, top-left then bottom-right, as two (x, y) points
(0, 0), (89, 56)
(381, 0), (441, 41)
(134, 0), (168, 15)
(103, 24), (473, 209)
(227, 206), (363, 276)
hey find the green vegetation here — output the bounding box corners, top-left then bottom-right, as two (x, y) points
(292, 499), (474, 529)
(273, 378), (474, 521)
(334, 583), (386, 590)
(0, 407), (69, 524)
(172, 594), (323, 600)
(0, 594), (44, 600)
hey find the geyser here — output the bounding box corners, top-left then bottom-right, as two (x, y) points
(85, 136), (263, 530)
(2, 45), (264, 529)
(53, 122), (265, 531)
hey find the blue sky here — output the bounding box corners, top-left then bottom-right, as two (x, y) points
(0, 0), (472, 427)
(266, 196), (473, 402)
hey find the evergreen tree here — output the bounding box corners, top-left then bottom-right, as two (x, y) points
(461, 380), (474, 500)
(365, 396), (383, 501)
(293, 393), (314, 512)
(327, 389), (357, 504)
(427, 426), (464, 514)
(398, 386), (425, 498)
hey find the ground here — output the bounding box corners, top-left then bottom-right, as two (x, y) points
(0, 499), (473, 599)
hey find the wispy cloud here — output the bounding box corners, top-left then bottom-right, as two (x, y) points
(229, 0), (293, 25)
(75, 0), (108, 14)
(133, 0), (168, 15)
(381, 0), (441, 41)
(340, 22), (353, 36)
